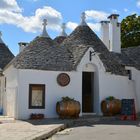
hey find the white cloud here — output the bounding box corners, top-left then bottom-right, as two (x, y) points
(66, 22), (78, 30)
(0, 0), (62, 33)
(137, 0), (140, 8)
(87, 23), (101, 32)
(85, 10), (109, 21)
(0, 1), (104, 34)
(0, 0), (22, 12)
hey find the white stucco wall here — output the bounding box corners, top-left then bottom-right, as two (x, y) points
(17, 70), (82, 120)
(0, 76), (4, 111)
(3, 65), (18, 118)
(78, 47), (137, 114)
(99, 73), (137, 113)
(127, 67), (140, 112)
(77, 47), (104, 113)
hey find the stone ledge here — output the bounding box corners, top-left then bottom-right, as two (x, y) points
(27, 124), (66, 140)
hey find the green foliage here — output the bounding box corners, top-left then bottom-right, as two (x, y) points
(121, 14), (140, 48)
(61, 96), (75, 101)
(106, 96), (115, 101)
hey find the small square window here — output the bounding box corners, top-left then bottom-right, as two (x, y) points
(29, 84), (45, 109)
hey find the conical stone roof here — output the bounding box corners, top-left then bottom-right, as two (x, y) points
(11, 24), (127, 75)
(0, 36), (14, 69)
(12, 36), (73, 71)
(53, 23), (67, 46)
(53, 36), (67, 46)
(61, 25), (128, 75)
(0, 44), (14, 69)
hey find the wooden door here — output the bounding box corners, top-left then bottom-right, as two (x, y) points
(82, 72), (94, 113)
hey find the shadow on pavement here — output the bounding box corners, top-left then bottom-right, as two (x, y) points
(70, 120), (140, 128)
(25, 117), (140, 128)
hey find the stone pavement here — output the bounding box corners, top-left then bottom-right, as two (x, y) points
(0, 117), (67, 140)
(49, 120), (140, 140)
(0, 116), (140, 140)
(0, 115), (114, 140)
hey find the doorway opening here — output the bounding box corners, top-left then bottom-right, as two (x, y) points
(82, 72), (94, 113)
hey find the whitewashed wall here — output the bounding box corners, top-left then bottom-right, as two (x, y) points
(3, 65), (18, 118)
(0, 76), (4, 111)
(77, 47), (137, 114)
(17, 70), (82, 120)
(129, 67), (140, 112)
(99, 73), (137, 113)
(77, 47), (104, 113)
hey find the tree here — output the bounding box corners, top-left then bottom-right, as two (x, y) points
(121, 14), (140, 48)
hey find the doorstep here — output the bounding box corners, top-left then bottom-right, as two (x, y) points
(0, 116), (15, 123)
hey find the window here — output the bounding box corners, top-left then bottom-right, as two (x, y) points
(29, 84), (45, 109)
(127, 70), (132, 80)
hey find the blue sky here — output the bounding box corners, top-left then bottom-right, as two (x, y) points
(0, 0), (140, 55)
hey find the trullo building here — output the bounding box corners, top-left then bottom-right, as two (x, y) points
(0, 13), (140, 119)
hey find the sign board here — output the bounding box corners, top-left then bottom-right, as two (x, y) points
(121, 99), (135, 115)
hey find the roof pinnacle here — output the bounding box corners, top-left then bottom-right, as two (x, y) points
(60, 23), (67, 37)
(41, 19), (50, 38)
(80, 12), (87, 26)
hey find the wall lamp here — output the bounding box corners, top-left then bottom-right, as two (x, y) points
(89, 50), (96, 61)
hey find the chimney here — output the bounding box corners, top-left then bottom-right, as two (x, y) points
(18, 42), (29, 53)
(101, 21), (110, 50)
(108, 14), (121, 53)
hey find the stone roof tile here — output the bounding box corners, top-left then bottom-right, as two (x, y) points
(10, 25), (130, 76)
(0, 43), (14, 69)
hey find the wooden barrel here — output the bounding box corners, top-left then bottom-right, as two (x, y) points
(101, 99), (121, 116)
(56, 100), (80, 119)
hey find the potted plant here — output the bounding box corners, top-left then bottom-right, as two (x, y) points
(56, 96), (81, 119)
(101, 96), (121, 116)
(30, 113), (44, 119)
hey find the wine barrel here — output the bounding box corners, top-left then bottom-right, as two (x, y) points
(101, 99), (121, 116)
(56, 100), (80, 119)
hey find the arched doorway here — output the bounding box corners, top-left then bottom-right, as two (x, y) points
(82, 63), (98, 113)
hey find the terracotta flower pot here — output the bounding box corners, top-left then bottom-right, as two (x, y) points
(101, 99), (121, 116)
(56, 99), (80, 119)
(30, 113), (44, 119)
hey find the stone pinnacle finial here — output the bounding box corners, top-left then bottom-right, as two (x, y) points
(60, 23), (67, 37)
(0, 31), (4, 44)
(80, 12), (87, 26)
(41, 19), (50, 38)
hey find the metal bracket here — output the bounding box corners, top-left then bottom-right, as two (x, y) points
(89, 51), (95, 61)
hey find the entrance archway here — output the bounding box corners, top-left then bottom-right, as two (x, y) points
(82, 63), (99, 113)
